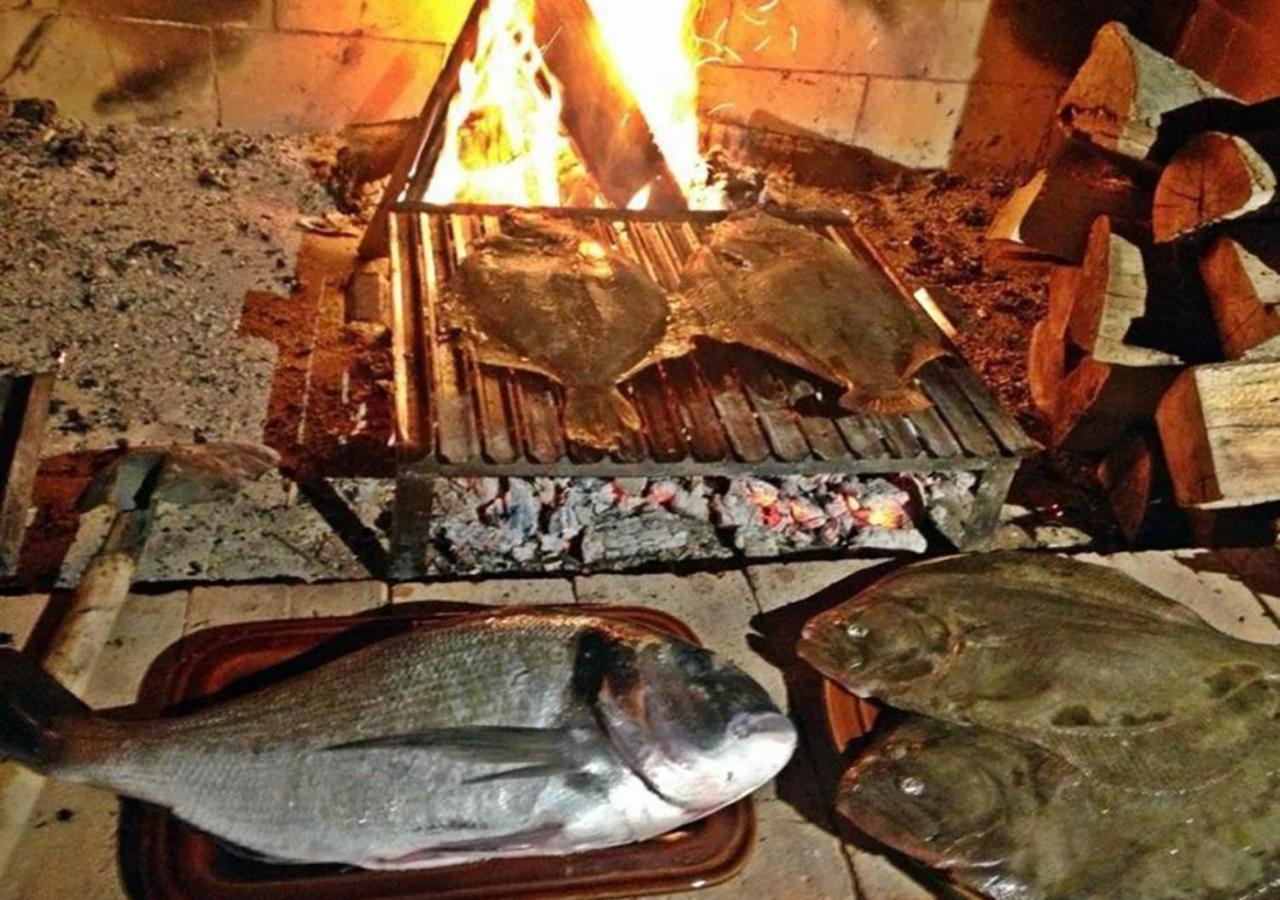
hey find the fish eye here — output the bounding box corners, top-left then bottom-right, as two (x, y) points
(846, 622), (869, 639)
(897, 776), (926, 796)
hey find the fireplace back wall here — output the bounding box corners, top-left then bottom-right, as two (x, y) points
(0, 0), (1268, 173)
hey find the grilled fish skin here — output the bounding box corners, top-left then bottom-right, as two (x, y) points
(0, 611), (795, 869)
(841, 716), (1280, 900)
(678, 211), (949, 415)
(799, 553), (1280, 794)
(441, 212), (684, 451)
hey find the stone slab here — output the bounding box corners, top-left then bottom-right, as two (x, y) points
(391, 578), (576, 607)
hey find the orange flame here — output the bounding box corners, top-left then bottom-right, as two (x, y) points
(424, 0), (723, 210)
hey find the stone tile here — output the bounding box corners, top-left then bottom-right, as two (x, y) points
(1076, 550), (1280, 644)
(0, 594), (50, 651)
(184, 582), (291, 634)
(215, 29), (446, 130)
(63, 0), (274, 28)
(82, 590), (188, 708)
(0, 11), (120, 124)
(747, 558), (894, 613)
(854, 77), (968, 169)
(284, 581), (389, 618)
(392, 579), (576, 606)
(723, 0), (990, 82)
(274, 0), (364, 35)
(277, 0), (470, 43)
(1218, 547), (1280, 620)
(951, 81), (1062, 174)
(699, 65), (867, 145)
(848, 847), (936, 899)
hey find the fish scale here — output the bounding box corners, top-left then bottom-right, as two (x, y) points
(0, 612), (795, 869)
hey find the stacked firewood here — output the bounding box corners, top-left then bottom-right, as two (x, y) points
(990, 23), (1280, 542)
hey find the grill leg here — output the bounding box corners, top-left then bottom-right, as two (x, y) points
(957, 461), (1019, 550)
(391, 471), (436, 581)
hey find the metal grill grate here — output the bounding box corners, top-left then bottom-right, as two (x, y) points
(388, 207), (1034, 479)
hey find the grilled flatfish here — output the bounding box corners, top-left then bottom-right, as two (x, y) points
(441, 213), (683, 450)
(0, 611), (795, 869)
(679, 211), (949, 415)
(800, 552), (1280, 794)
(841, 716), (1280, 900)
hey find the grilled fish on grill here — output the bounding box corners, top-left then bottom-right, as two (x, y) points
(441, 212), (685, 451)
(799, 552), (1280, 794)
(841, 716), (1280, 900)
(679, 211), (949, 415)
(0, 611), (795, 869)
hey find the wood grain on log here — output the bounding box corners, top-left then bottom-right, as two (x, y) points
(1153, 131), (1280, 241)
(1029, 265), (1079, 417)
(987, 137), (1156, 264)
(1052, 356), (1179, 454)
(1058, 21), (1232, 160)
(1156, 361), (1280, 509)
(1200, 226), (1280, 360)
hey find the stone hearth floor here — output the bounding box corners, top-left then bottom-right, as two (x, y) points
(1, 550), (1277, 899)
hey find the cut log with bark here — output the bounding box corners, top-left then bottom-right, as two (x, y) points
(1028, 265), (1079, 417)
(1153, 131), (1280, 241)
(1097, 427), (1183, 544)
(1058, 22), (1233, 160)
(1200, 225), (1280, 360)
(532, 0), (686, 211)
(986, 136), (1157, 263)
(1156, 360), (1280, 509)
(1052, 356), (1179, 454)
(1068, 216), (1219, 365)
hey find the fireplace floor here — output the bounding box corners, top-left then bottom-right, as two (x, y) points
(2, 549), (1277, 899)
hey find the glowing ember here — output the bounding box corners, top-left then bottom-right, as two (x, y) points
(424, 0), (724, 210)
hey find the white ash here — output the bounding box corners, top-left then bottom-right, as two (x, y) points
(0, 97), (334, 454)
(415, 473), (939, 577)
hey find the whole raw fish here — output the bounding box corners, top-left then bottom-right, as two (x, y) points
(442, 212), (684, 450)
(679, 211), (949, 415)
(799, 553), (1280, 794)
(840, 716), (1280, 899)
(0, 611), (795, 869)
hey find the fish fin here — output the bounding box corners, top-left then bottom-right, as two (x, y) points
(903, 340), (950, 379)
(562, 386), (642, 451)
(840, 385), (933, 415)
(324, 726), (583, 767)
(367, 825), (567, 868)
(463, 763), (575, 785)
(0, 650), (90, 772)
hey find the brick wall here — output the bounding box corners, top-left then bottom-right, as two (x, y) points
(0, 0), (460, 129)
(0, 0), (1205, 173)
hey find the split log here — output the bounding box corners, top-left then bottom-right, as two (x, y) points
(1058, 21), (1233, 160)
(1156, 360), (1280, 509)
(1097, 427), (1182, 544)
(1028, 265), (1079, 417)
(1068, 216), (1219, 365)
(1200, 225), (1280, 360)
(532, 0), (686, 211)
(1153, 131), (1280, 241)
(1052, 356), (1179, 454)
(986, 136), (1157, 263)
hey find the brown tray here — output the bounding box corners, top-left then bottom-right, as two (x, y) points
(118, 603), (756, 900)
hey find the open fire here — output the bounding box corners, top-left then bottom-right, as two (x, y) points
(424, 0), (725, 209)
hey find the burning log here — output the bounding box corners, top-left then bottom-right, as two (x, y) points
(1057, 22), (1233, 160)
(1156, 360), (1280, 509)
(1153, 131), (1280, 241)
(532, 0), (686, 210)
(1069, 216), (1218, 365)
(986, 137), (1155, 263)
(1200, 226), (1280, 360)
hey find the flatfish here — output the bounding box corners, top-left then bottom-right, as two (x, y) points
(679, 211), (949, 414)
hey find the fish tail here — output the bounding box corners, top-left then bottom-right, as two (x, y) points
(563, 386), (642, 451)
(0, 649), (90, 772)
(841, 385), (933, 416)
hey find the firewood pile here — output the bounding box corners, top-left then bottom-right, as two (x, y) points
(990, 22), (1280, 543)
